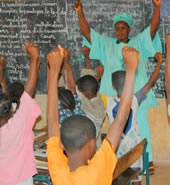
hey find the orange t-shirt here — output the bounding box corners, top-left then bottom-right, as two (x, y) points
(47, 136), (117, 185)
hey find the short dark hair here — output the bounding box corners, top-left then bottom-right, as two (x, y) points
(112, 71), (126, 97)
(0, 93), (12, 117)
(60, 115), (96, 152)
(76, 75), (98, 96)
(8, 81), (24, 101)
(58, 87), (75, 112)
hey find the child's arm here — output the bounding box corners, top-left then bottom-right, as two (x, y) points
(25, 43), (40, 97)
(47, 46), (64, 138)
(95, 65), (104, 81)
(0, 56), (8, 94)
(143, 52), (162, 94)
(81, 46), (92, 69)
(81, 46), (104, 81)
(106, 46), (139, 150)
(63, 48), (76, 94)
(165, 34), (170, 107)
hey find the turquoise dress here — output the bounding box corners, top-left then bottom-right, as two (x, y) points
(83, 26), (162, 161)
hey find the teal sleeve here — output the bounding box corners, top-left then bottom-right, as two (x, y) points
(82, 37), (92, 48)
(89, 28), (111, 64)
(136, 26), (162, 59)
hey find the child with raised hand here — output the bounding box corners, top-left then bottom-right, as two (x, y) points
(0, 42), (41, 185)
(106, 52), (162, 180)
(57, 48), (85, 124)
(76, 46), (105, 148)
(46, 45), (139, 185)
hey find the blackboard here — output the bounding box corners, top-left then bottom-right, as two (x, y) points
(0, 0), (169, 97)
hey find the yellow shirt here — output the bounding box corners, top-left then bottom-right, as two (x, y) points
(47, 136), (117, 185)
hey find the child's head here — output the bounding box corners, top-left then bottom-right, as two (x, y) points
(58, 87), (75, 112)
(0, 93), (12, 127)
(112, 71), (126, 97)
(61, 115), (96, 158)
(76, 75), (98, 99)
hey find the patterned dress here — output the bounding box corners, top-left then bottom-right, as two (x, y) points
(58, 93), (85, 124)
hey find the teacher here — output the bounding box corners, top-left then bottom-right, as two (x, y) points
(74, 0), (162, 170)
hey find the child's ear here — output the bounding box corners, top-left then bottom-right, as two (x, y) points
(59, 140), (65, 150)
(88, 138), (96, 151)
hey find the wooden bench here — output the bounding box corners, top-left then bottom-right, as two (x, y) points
(112, 138), (149, 185)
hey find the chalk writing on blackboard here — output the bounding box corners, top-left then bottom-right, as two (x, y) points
(0, 0), (168, 98)
(0, 0), (67, 93)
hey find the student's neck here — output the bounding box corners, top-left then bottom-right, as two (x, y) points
(68, 151), (88, 172)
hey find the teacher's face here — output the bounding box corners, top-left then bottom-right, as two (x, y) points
(115, 21), (130, 43)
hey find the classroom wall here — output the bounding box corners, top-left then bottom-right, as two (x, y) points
(34, 95), (170, 162)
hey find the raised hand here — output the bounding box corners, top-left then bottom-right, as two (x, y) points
(25, 42), (39, 61)
(74, 0), (83, 14)
(152, 0), (161, 8)
(154, 52), (163, 64)
(47, 45), (64, 73)
(122, 46), (139, 72)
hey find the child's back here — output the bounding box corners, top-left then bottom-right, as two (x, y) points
(76, 75), (105, 147)
(107, 53), (162, 170)
(0, 43), (41, 185)
(0, 91), (41, 185)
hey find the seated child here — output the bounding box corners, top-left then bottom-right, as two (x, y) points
(76, 75), (105, 144)
(57, 48), (85, 124)
(0, 42), (41, 185)
(76, 46), (105, 147)
(106, 53), (162, 173)
(46, 45), (139, 185)
(58, 86), (85, 124)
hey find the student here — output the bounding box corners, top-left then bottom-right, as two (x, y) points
(165, 33), (170, 116)
(57, 48), (85, 124)
(106, 52), (162, 181)
(74, 0), (162, 165)
(0, 42), (41, 185)
(76, 75), (105, 147)
(46, 45), (139, 185)
(77, 45), (105, 147)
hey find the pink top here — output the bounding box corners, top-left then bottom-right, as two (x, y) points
(0, 92), (41, 185)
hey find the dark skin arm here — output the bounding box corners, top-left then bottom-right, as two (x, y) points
(63, 48), (76, 94)
(0, 56), (8, 94)
(165, 34), (170, 105)
(25, 43), (40, 97)
(74, 0), (91, 43)
(106, 46), (139, 150)
(143, 52), (162, 94)
(47, 46), (64, 138)
(81, 46), (104, 81)
(150, 0), (161, 40)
